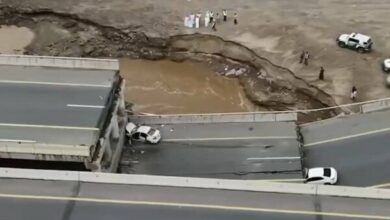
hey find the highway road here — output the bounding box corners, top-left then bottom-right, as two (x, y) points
(0, 64), (119, 146)
(1, 178), (390, 220)
(301, 110), (390, 187)
(0, 75), (113, 128)
(304, 129), (390, 187)
(121, 141), (302, 179)
(121, 122), (303, 179)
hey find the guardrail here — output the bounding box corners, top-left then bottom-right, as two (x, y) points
(129, 112), (298, 124)
(0, 168), (389, 200)
(361, 99), (390, 113)
(0, 54), (119, 70)
(130, 96), (390, 123)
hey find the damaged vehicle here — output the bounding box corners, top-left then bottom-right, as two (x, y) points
(126, 122), (162, 144)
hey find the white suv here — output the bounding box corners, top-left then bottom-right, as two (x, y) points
(304, 167), (338, 185)
(337, 32), (373, 53)
(383, 59), (390, 73)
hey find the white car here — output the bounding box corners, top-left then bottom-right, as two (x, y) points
(383, 59), (390, 73)
(304, 167), (338, 185)
(126, 122), (161, 144)
(337, 32), (373, 53)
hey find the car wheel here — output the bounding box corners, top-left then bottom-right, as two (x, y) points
(338, 41), (346, 48)
(357, 47), (365, 53)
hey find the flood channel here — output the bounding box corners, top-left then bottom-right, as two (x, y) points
(120, 59), (259, 114)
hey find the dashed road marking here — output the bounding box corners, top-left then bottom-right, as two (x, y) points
(247, 157), (301, 160)
(0, 139), (36, 143)
(163, 136), (296, 142)
(0, 123), (99, 131)
(67, 104), (105, 109)
(0, 80), (111, 88)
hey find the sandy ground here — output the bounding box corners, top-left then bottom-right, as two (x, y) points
(2, 0), (390, 105)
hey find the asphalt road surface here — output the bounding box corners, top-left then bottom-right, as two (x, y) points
(304, 130), (390, 187)
(0, 64), (118, 146)
(1, 178), (389, 220)
(121, 141), (302, 179)
(302, 110), (390, 187)
(121, 122), (302, 179)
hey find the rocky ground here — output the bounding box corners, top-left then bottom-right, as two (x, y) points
(2, 0), (389, 121)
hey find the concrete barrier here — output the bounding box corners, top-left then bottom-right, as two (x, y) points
(361, 99), (390, 113)
(0, 54), (119, 70)
(0, 168), (79, 181)
(129, 112), (297, 124)
(0, 168), (389, 200)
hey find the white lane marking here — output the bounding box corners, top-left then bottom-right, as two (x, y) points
(250, 179), (305, 182)
(0, 123), (99, 131)
(0, 193), (388, 219)
(0, 139), (36, 143)
(304, 127), (390, 147)
(67, 104), (105, 109)
(0, 80), (111, 88)
(163, 136), (296, 142)
(247, 157), (301, 160)
(368, 183), (390, 189)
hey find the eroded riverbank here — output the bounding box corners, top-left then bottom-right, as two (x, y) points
(0, 5), (339, 122)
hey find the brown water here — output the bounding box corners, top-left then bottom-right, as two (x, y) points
(120, 59), (258, 114)
(0, 25), (35, 54)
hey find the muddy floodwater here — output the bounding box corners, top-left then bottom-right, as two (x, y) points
(120, 59), (259, 114)
(0, 25), (34, 54)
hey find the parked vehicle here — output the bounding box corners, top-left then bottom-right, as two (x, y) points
(304, 167), (338, 185)
(383, 59), (390, 73)
(126, 122), (161, 144)
(337, 32), (373, 53)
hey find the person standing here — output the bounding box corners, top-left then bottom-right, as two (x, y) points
(216, 12), (220, 23)
(184, 15), (189, 28)
(351, 86), (357, 101)
(189, 13), (195, 28)
(303, 51), (310, 65)
(212, 21), (217, 31)
(233, 12), (238, 25)
(195, 13), (200, 28)
(205, 11), (210, 27)
(319, 66), (325, 80)
(223, 9), (227, 21)
(209, 11), (214, 25)
(299, 51), (304, 63)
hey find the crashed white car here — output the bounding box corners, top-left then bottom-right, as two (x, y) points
(337, 32), (373, 53)
(304, 167), (338, 185)
(383, 59), (390, 73)
(126, 122), (161, 144)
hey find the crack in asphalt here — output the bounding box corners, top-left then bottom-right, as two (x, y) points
(61, 181), (81, 220)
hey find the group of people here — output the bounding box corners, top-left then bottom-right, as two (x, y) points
(299, 50), (358, 101)
(184, 9), (238, 31)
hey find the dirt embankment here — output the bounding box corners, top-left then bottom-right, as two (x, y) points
(0, 6), (340, 122)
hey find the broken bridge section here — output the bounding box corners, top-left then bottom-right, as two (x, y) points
(122, 112), (303, 180)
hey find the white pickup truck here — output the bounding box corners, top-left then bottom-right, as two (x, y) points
(337, 32), (373, 53)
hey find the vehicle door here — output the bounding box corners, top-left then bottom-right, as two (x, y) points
(132, 132), (141, 140)
(305, 177), (324, 184)
(140, 132), (148, 142)
(347, 38), (359, 48)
